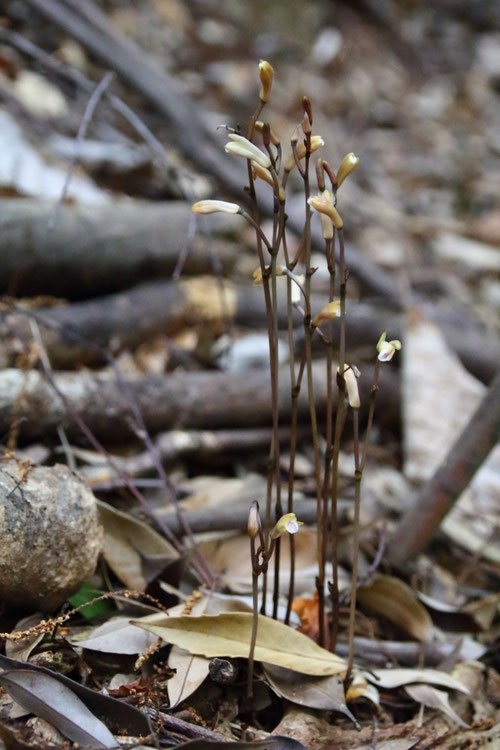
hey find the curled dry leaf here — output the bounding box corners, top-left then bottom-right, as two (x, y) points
(365, 668), (469, 693)
(134, 613), (346, 676)
(0, 654), (150, 738)
(97, 500), (179, 590)
(345, 671), (380, 708)
(0, 669), (117, 748)
(263, 663), (357, 723)
(168, 647), (210, 708)
(405, 683), (469, 728)
(69, 616), (160, 654)
(357, 575), (434, 641)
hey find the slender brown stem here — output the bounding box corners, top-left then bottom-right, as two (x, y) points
(346, 407), (361, 683)
(361, 359), (381, 472)
(247, 569), (259, 699)
(330, 228), (348, 651)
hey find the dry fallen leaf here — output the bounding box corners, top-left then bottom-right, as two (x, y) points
(263, 663), (357, 722)
(357, 575), (434, 641)
(134, 613), (346, 676)
(69, 616), (160, 654)
(97, 500), (179, 590)
(0, 669), (116, 748)
(365, 668), (469, 693)
(405, 683), (469, 728)
(167, 647), (210, 708)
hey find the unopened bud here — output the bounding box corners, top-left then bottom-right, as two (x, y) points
(259, 60), (274, 103)
(312, 300), (341, 327)
(302, 111), (312, 135)
(192, 200), (240, 215)
(336, 152), (359, 188)
(316, 159), (326, 192)
(252, 162), (286, 200)
(247, 502), (260, 539)
(285, 135), (325, 171)
(302, 96), (313, 125)
(341, 365), (361, 408)
(255, 121), (280, 146)
(271, 512), (303, 539)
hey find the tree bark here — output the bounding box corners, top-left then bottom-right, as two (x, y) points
(0, 199), (236, 297)
(3, 280), (496, 382)
(0, 363), (399, 442)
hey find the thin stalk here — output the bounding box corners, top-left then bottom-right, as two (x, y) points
(247, 569), (259, 698)
(270, 247), (283, 620)
(346, 407), (361, 684)
(361, 359), (381, 472)
(283, 233), (298, 625)
(301, 143), (325, 646)
(320, 234), (336, 619)
(330, 226), (347, 651)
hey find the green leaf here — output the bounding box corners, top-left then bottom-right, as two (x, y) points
(133, 613), (346, 676)
(68, 583), (115, 620)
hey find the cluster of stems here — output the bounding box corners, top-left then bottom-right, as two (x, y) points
(192, 61), (401, 682)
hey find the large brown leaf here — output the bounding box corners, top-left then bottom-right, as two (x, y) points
(134, 613), (346, 676)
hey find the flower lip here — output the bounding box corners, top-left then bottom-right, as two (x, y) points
(271, 512), (303, 539)
(376, 336), (402, 362)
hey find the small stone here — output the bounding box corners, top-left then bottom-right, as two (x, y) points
(311, 27), (342, 67)
(0, 460), (103, 611)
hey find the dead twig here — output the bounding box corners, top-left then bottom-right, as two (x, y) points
(387, 370), (500, 567)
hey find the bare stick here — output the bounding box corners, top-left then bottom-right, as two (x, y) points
(387, 370), (500, 567)
(48, 72), (114, 230)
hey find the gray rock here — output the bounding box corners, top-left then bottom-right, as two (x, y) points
(0, 460), (103, 611)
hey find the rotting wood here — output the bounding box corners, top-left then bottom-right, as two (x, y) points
(0, 363), (399, 442)
(0, 199), (236, 297)
(2, 281), (496, 382)
(24, 0), (402, 303)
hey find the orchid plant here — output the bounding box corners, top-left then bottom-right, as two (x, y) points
(191, 61), (401, 680)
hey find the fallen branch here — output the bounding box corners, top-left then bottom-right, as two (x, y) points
(24, 0), (403, 302)
(2, 280), (496, 382)
(0, 200), (236, 297)
(0, 363), (399, 442)
(387, 370), (500, 567)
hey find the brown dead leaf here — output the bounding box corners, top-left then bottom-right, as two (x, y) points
(133, 613), (346, 676)
(405, 683), (469, 727)
(97, 500), (179, 590)
(263, 663), (357, 722)
(357, 575), (434, 641)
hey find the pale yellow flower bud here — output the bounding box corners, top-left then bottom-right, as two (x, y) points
(225, 133), (271, 168)
(251, 162), (286, 201)
(255, 121), (280, 146)
(252, 265), (284, 285)
(312, 300), (341, 327)
(336, 152), (359, 188)
(284, 135), (325, 171)
(258, 60), (274, 103)
(271, 512), (303, 539)
(341, 365), (361, 408)
(191, 200), (240, 215)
